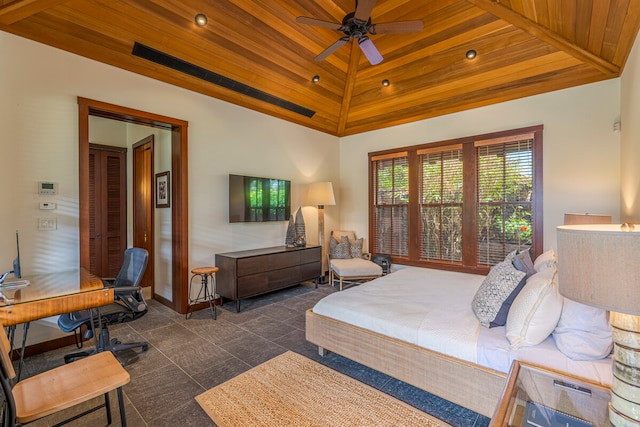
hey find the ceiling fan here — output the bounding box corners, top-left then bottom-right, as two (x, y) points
(296, 0), (424, 65)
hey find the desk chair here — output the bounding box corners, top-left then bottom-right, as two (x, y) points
(58, 247), (150, 363)
(0, 323), (130, 427)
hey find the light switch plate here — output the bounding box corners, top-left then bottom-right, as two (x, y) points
(39, 202), (56, 210)
(38, 217), (57, 231)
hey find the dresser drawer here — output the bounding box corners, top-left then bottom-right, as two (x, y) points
(237, 252), (301, 276)
(237, 266), (300, 298)
(300, 246), (321, 264)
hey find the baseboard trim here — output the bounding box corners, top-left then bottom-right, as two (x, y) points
(17, 334), (86, 360)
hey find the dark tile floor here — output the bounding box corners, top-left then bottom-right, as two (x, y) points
(17, 282), (491, 427)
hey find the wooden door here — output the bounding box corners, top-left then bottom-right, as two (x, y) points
(89, 144), (127, 277)
(133, 136), (154, 289)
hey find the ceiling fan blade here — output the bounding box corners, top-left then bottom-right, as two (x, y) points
(296, 16), (343, 31)
(370, 20), (424, 34)
(358, 37), (383, 65)
(315, 37), (349, 62)
(354, 0), (376, 23)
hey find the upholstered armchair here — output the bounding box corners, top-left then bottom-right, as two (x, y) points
(328, 230), (383, 291)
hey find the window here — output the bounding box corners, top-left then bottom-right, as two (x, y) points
(419, 145), (464, 263)
(369, 126), (542, 274)
(371, 152), (409, 257)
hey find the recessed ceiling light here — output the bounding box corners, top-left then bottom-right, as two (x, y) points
(312, 75), (320, 83)
(381, 79), (390, 87)
(195, 13), (208, 27)
(466, 49), (477, 60)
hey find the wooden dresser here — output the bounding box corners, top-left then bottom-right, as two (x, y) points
(215, 245), (321, 311)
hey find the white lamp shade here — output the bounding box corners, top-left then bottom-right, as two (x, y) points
(557, 224), (640, 315)
(306, 182), (335, 207)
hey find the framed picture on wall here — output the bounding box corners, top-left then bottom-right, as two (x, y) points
(155, 171), (170, 208)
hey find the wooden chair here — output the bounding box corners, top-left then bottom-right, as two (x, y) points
(0, 323), (130, 427)
(328, 230), (383, 291)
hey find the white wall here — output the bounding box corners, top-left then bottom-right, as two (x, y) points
(621, 30), (640, 223)
(0, 31), (338, 343)
(340, 80), (622, 252)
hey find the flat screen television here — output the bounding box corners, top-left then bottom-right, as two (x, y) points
(229, 174), (291, 223)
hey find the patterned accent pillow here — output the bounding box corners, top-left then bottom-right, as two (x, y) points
(505, 249), (519, 262)
(472, 261), (526, 328)
(330, 236), (351, 259)
(350, 238), (364, 258)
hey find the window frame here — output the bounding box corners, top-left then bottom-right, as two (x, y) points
(368, 125), (543, 275)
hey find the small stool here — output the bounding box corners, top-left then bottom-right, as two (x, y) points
(186, 266), (219, 320)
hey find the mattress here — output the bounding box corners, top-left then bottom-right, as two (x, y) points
(312, 266), (612, 386)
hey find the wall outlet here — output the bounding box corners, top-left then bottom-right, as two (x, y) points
(38, 217), (57, 231)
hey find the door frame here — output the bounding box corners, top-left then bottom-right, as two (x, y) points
(133, 135), (154, 294)
(78, 97), (189, 313)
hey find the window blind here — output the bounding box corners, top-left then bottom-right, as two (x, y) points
(419, 147), (464, 263)
(476, 138), (533, 265)
(372, 155), (409, 257)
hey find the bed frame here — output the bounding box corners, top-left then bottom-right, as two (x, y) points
(306, 308), (507, 418)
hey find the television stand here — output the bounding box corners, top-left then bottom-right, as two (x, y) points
(215, 245), (321, 312)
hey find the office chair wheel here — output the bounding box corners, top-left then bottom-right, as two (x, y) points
(142, 344), (149, 351)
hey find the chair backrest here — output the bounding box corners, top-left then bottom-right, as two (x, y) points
(114, 248), (149, 288)
(329, 230), (370, 260)
(0, 324), (16, 381)
(331, 230), (356, 242)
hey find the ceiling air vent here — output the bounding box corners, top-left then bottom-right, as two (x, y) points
(132, 42), (315, 118)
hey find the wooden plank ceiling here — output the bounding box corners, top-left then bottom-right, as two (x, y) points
(1, 0), (639, 136)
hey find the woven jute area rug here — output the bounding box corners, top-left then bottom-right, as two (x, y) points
(195, 351), (452, 427)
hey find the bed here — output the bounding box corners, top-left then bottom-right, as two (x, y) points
(305, 263), (613, 418)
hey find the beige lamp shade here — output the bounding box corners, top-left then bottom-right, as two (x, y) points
(563, 213), (612, 225)
(556, 224), (640, 315)
(307, 182), (335, 207)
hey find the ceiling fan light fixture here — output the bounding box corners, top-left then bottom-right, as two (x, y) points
(466, 49), (477, 60)
(195, 13), (208, 27)
(358, 37), (383, 65)
(312, 75), (320, 83)
(381, 79), (390, 87)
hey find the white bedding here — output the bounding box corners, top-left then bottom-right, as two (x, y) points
(312, 266), (612, 386)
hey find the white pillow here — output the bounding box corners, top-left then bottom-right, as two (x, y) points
(533, 248), (557, 272)
(506, 267), (563, 349)
(552, 298), (613, 360)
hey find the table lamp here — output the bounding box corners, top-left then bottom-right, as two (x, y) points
(557, 224), (640, 426)
(306, 182), (335, 282)
(563, 213), (612, 225)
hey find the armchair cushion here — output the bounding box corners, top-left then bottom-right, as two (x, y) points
(330, 258), (383, 277)
(350, 238), (364, 258)
(330, 236), (352, 259)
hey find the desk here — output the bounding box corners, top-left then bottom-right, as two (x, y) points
(0, 270), (113, 326)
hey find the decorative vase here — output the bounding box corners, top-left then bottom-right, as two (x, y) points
(285, 214), (296, 246)
(294, 207), (306, 245)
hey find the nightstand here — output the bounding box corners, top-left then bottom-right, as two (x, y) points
(490, 361), (611, 427)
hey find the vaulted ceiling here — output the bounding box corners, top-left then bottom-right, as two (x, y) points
(1, 0), (639, 136)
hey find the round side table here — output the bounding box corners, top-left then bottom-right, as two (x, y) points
(186, 266), (219, 320)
